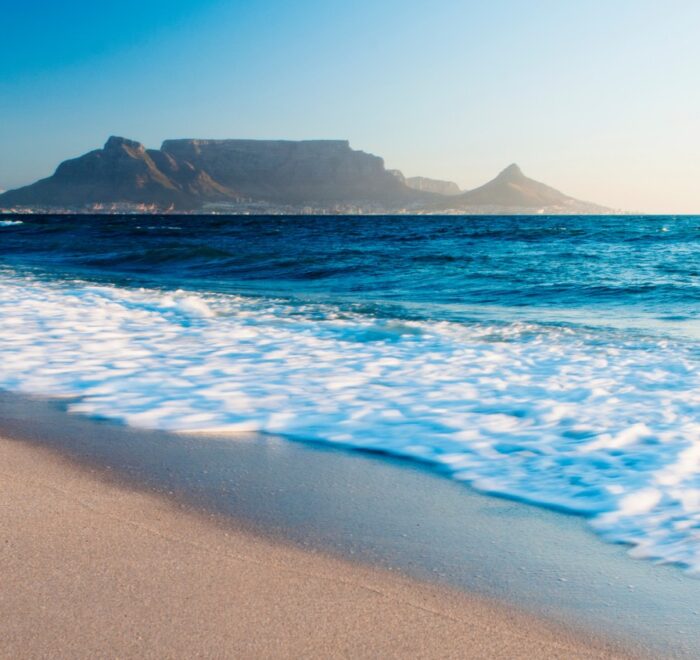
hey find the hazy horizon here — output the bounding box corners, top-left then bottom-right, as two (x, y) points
(2, 0), (699, 213)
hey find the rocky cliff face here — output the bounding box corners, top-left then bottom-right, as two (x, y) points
(0, 137), (421, 210)
(160, 139), (409, 203)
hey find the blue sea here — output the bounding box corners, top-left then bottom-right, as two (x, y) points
(2, 214), (700, 572)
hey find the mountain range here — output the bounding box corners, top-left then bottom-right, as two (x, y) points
(0, 136), (608, 214)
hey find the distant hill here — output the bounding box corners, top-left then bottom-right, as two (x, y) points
(406, 176), (461, 196)
(389, 171), (461, 196)
(438, 164), (605, 212)
(0, 138), (609, 213)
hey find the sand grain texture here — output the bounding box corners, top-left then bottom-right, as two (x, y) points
(0, 435), (634, 659)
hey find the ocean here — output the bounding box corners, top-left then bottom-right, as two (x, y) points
(2, 214), (700, 573)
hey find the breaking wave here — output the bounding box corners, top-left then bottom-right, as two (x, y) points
(2, 271), (700, 573)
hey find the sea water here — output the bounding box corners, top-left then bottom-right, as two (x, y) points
(2, 214), (700, 573)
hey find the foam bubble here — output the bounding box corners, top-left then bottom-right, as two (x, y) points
(1, 272), (700, 572)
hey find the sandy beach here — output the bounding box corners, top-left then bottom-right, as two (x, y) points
(0, 433), (634, 659)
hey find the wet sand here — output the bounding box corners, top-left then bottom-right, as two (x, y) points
(0, 433), (633, 659)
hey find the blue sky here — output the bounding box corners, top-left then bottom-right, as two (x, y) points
(1, 0), (699, 212)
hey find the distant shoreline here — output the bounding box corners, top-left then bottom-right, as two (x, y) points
(2, 209), (632, 216)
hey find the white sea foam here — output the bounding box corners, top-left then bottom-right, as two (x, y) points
(1, 272), (700, 572)
(0, 220), (23, 227)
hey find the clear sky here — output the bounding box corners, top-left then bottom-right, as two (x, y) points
(1, 0), (698, 212)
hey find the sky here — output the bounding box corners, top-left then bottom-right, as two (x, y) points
(1, 0), (699, 213)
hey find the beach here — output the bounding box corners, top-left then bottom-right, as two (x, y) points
(0, 432), (629, 659)
(3, 390), (700, 658)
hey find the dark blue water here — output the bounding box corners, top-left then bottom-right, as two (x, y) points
(2, 214), (699, 337)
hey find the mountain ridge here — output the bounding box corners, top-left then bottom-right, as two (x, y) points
(0, 137), (609, 214)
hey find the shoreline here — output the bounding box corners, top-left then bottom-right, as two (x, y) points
(1, 391), (697, 657)
(0, 433), (628, 659)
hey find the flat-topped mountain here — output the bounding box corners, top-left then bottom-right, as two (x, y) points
(0, 136), (423, 211)
(0, 137), (608, 213)
(160, 139), (410, 204)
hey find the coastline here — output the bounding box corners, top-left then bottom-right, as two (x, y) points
(2, 391), (698, 657)
(0, 432), (627, 659)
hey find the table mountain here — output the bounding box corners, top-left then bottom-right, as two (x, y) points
(160, 139), (413, 204)
(0, 138), (608, 213)
(0, 137), (423, 210)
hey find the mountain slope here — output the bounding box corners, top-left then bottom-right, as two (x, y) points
(0, 137), (427, 210)
(405, 176), (461, 196)
(160, 139), (415, 204)
(0, 137), (238, 210)
(389, 170), (461, 196)
(441, 164), (605, 212)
